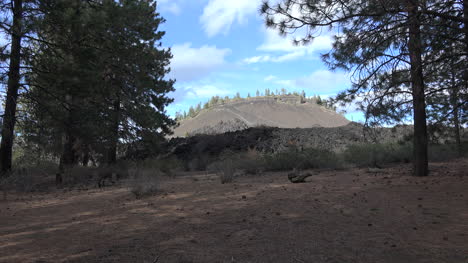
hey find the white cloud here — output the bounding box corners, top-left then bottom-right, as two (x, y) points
(243, 55), (271, 64)
(242, 28), (333, 64)
(263, 69), (350, 94)
(157, 0), (182, 15)
(258, 28), (332, 53)
(185, 85), (233, 99)
(264, 75), (277, 81)
(295, 70), (349, 93)
(200, 0), (261, 37)
(169, 43), (231, 82)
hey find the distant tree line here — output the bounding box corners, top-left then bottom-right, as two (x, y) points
(0, 0), (175, 174)
(175, 89), (336, 121)
(261, 0), (467, 176)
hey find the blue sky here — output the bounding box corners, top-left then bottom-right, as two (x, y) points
(157, 0), (363, 122)
(0, 0), (364, 122)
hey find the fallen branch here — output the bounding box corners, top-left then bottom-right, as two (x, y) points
(288, 171), (313, 183)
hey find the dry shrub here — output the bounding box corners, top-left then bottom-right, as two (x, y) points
(264, 148), (343, 171)
(60, 165), (127, 189)
(187, 154), (213, 171)
(0, 168), (49, 194)
(208, 159), (235, 184)
(428, 142), (468, 162)
(238, 147), (265, 175)
(343, 143), (412, 167)
(127, 168), (160, 198)
(140, 157), (184, 176)
(62, 166), (95, 187)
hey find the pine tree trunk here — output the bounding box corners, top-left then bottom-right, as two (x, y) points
(449, 69), (461, 156)
(82, 146), (90, 167)
(464, 0), (468, 54)
(407, 0), (429, 176)
(107, 97), (120, 164)
(59, 95), (77, 171)
(462, 0), (468, 156)
(60, 131), (77, 170)
(0, 0), (23, 174)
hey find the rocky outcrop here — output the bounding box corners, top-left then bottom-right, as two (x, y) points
(166, 123), (413, 161)
(189, 118), (249, 136)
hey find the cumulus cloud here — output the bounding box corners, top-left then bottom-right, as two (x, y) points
(169, 43), (231, 82)
(263, 75), (277, 81)
(200, 0), (261, 37)
(185, 85), (233, 99)
(295, 70), (349, 93)
(243, 55), (272, 64)
(263, 70), (350, 94)
(257, 28), (332, 53)
(242, 28), (333, 64)
(157, 0), (182, 15)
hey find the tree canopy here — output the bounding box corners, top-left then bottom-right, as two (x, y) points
(0, 0), (175, 172)
(260, 0), (467, 176)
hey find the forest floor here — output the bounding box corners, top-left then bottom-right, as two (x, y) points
(1, 159), (467, 263)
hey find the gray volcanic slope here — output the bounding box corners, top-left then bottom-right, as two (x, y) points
(173, 98), (350, 137)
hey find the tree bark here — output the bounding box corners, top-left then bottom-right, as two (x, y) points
(449, 68), (461, 156)
(464, 0), (468, 54)
(461, 0), (468, 156)
(407, 0), (429, 176)
(59, 95), (78, 172)
(0, 0), (23, 174)
(107, 96), (120, 164)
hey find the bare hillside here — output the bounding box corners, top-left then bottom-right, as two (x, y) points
(173, 97), (350, 137)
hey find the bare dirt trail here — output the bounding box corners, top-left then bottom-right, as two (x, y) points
(1, 159), (467, 263)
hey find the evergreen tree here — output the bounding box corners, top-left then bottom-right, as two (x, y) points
(23, 0), (175, 166)
(260, 0), (466, 176)
(316, 96), (323, 106)
(0, 0), (40, 173)
(188, 106), (195, 118)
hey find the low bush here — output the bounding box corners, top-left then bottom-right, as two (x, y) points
(0, 169), (36, 193)
(62, 166), (96, 187)
(207, 158), (236, 184)
(264, 148), (343, 171)
(139, 157), (184, 176)
(428, 142), (468, 162)
(127, 169), (160, 198)
(343, 143), (412, 167)
(187, 154), (214, 171)
(232, 148), (265, 175)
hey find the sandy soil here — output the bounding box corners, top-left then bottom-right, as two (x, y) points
(1, 159), (467, 263)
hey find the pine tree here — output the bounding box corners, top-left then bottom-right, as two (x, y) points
(0, 0), (39, 173)
(260, 0), (466, 176)
(316, 96), (323, 106)
(23, 0), (175, 166)
(188, 106), (195, 118)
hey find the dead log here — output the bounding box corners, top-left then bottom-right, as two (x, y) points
(287, 171), (313, 183)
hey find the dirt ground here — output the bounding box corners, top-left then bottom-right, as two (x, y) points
(1, 159), (467, 263)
